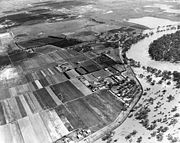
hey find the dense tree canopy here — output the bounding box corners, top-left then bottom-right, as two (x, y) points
(149, 31), (180, 62)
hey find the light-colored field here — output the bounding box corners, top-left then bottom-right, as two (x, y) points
(39, 110), (62, 142)
(66, 69), (80, 78)
(70, 78), (92, 96)
(9, 122), (24, 143)
(18, 117), (39, 143)
(29, 113), (52, 143)
(0, 124), (13, 143)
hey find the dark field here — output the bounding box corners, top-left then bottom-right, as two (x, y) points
(0, 56), (11, 67)
(18, 36), (82, 50)
(0, 12), (72, 28)
(36, 71), (45, 79)
(0, 102), (6, 125)
(15, 96), (27, 118)
(81, 60), (101, 73)
(50, 80), (84, 103)
(25, 73), (35, 82)
(33, 88), (57, 109)
(9, 51), (28, 63)
(38, 78), (49, 87)
(9, 51), (39, 68)
(50, 38), (82, 48)
(17, 40), (46, 49)
(93, 54), (117, 68)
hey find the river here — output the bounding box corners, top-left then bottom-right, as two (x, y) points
(126, 23), (180, 71)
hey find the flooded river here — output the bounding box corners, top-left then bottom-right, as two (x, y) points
(127, 17), (180, 71)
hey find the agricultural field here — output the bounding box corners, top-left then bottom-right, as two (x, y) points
(80, 60), (101, 73)
(0, 0), (162, 142)
(0, 35), (135, 142)
(50, 81), (85, 103)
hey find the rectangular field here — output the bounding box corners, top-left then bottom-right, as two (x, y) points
(93, 54), (117, 68)
(33, 88), (57, 109)
(0, 102), (6, 125)
(0, 124), (13, 143)
(9, 51), (28, 63)
(47, 109), (69, 136)
(81, 60), (101, 73)
(18, 117), (40, 143)
(29, 113), (52, 143)
(39, 110), (62, 142)
(91, 69), (111, 79)
(15, 96), (27, 118)
(7, 97), (22, 121)
(85, 93), (122, 124)
(50, 81), (84, 103)
(55, 104), (86, 130)
(9, 122), (24, 143)
(27, 92), (42, 113)
(98, 90), (124, 113)
(0, 87), (11, 101)
(65, 98), (104, 132)
(1, 100), (15, 123)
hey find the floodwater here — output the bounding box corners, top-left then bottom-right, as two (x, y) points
(126, 25), (180, 71)
(128, 16), (179, 28)
(145, 4), (180, 14)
